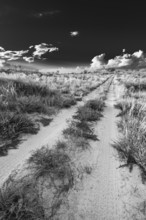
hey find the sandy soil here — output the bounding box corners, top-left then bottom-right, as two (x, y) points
(61, 78), (146, 220)
(0, 80), (110, 185)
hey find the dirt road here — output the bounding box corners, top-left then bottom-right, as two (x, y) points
(64, 77), (146, 220)
(0, 78), (111, 185)
(1, 77), (146, 219)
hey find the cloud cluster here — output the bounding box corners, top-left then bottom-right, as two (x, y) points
(32, 43), (59, 59)
(0, 50), (29, 61)
(70, 31), (79, 37)
(90, 50), (146, 70)
(0, 43), (59, 67)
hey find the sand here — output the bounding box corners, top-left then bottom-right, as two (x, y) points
(62, 77), (146, 220)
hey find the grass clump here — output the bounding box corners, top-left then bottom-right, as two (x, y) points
(0, 112), (39, 156)
(61, 96), (76, 108)
(0, 142), (75, 220)
(114, 96), (146, 182)
(125, 81), (146, 92)
(63, 120), (98, 141)
(27, 144), (75, 219)
(28, 146), (74, 185)
(64, 99), (105, 144)
(73, 99), (105, 122)
(85, 99), (105, 111)
(0, 173), (45, 220)
(114, 100), (144, 118)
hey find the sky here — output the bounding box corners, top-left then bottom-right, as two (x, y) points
(0, 0), (146, 71)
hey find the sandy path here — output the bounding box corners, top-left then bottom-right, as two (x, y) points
(75, 79), (124, 220)
(64, 77), (146, 220)
(63, 78), (123, 220)
(0, 78), (111, 185)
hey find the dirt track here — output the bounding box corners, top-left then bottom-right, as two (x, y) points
(0, 78), (110, 185)
(62, 78), (146, 220)
(1, 77), (146, 219)
(70, 79), (123, 219)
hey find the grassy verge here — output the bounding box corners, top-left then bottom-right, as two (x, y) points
(0, 112), (39, 156)
(113, 73), (146, 182)
(0, 72), (111, 156)
(0, 78), (77, 156)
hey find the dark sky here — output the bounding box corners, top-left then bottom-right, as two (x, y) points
(0, 0), (146, 66)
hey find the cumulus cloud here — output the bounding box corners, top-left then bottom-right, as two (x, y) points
(32, 43), (59, 59)
(0, 46), (5, 52)
(90, 50), (146, 70)
(0, 49), (29, 61)
(0, 42), (59, 67)
(107, 50), (145, 69)
(90, 54), (106, 70)
(70, 31), (79, 37)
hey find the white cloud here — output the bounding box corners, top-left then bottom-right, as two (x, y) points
(90, 54), (106, 70)
(90, 50), (146, 70)
(70, 31), (79, 37)
(133, 50), (144, 58)
(0, 43), (59, 67)
(106, 58), (120, 68)
(0, 49), (28, 61)
(0, 46), (5, 52)
(32, 43), (59, 59)
(23, 56), (34, 63)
